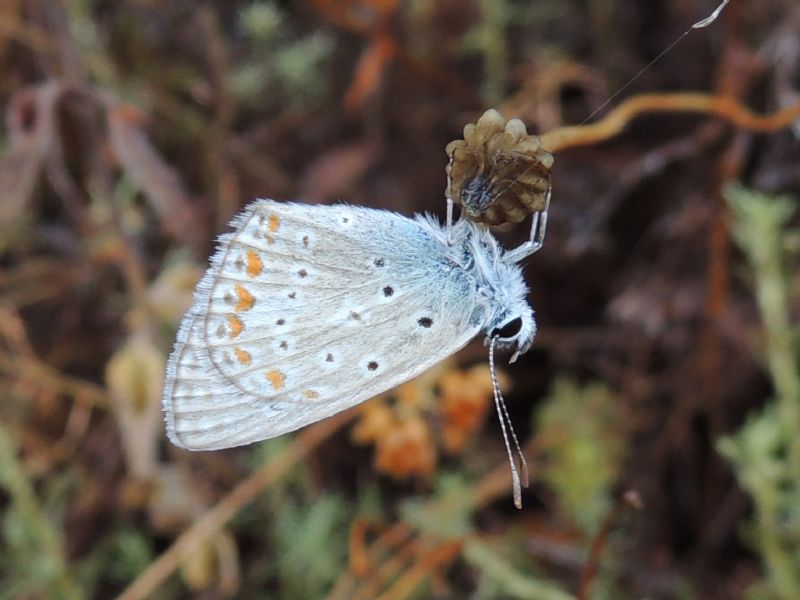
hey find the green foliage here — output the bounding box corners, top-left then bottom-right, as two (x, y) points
(535, 377), (627, 532)
(464, 539), (573, 600)
(718, 184), (800, 599)
(232, 2), (333, 106)
(78, 527), (155, 594)
(400, 472), (474, 539)
(270, 494), (350, 599)
(239, 2), (285, 41)
(240, 439), (351, 599)
(0, 424), (83, 600)
(460, 0), (510, 105)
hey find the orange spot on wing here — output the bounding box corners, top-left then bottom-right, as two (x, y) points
(268, 213), (280, 233)
(246, 250), (263, 278)
(303, 389), (320, 399)
(235, 284), (256, 312)
(266, 370), (285, 390)
(227, 315), (244, 339)
(234, 347), (252, 365)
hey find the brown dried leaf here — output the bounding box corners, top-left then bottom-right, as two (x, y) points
(298, 140), (381, 202)
(180, 530), (240, 597)
(0, 150), (41, 238)
(107, 103), (202, 249)
(180, 539), (216, 591)
(344, 35), (397, 111)
(147, 465), (206, 532)
(0, 82), (63, 234)
(147, 258), (202, 325)
(105, 329), (165, 479)
(312, 0), (399, 33)
(446, 109), (554, 225)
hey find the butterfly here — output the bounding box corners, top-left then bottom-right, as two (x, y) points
(162, 199), (543, 507)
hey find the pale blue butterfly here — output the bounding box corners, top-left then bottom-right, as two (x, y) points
(162, 197), (548, 507)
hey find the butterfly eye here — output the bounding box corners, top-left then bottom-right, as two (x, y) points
(491, 317), (523, 340)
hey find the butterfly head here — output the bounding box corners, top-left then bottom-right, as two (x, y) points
(487, 305), (535, 363)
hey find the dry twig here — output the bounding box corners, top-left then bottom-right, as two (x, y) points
(117, 411), (354, 600)
(541, 93), (800, 152)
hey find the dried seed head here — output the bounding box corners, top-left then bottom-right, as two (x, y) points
(446, 109), (554, 225)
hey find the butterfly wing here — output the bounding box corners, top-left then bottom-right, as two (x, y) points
(163, 199), (484, 450)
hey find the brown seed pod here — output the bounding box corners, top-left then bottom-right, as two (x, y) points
(446, 109), (554, 226)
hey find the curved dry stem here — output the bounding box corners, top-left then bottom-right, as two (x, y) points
(373, 540), (462, 600)
(577, 491), (643, 600)
(541, 92), (800, 152)
(326, 520), (415, 600)
(0, 12), (59, 56)
(352, 536), (425, 600)
(117, 411), (353, 600)
(0, 350), (109, 408)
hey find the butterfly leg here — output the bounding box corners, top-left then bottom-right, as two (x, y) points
(446, 196), (454, 245)
(503, 186), (550, 263)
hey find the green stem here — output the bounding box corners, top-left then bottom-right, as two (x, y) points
(464, 539), (573, 600)
(752, 484), (800, 599)
(755, 255), (800, 475)
(726, 184), (800, 598)
(0, 422), (83, 600)
(477, 0), (508, 105)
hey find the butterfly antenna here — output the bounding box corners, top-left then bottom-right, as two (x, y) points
(489, 336), (530, 509)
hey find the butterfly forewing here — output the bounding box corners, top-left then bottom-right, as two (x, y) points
(163, 200), (483, 450)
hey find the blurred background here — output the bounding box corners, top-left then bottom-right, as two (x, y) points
(2, 0), (800, 598)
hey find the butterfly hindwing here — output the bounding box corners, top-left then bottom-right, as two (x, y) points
(163, 200), (484, 450)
